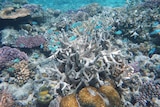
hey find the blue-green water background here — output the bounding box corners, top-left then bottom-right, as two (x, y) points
(28, 0), (126, 11)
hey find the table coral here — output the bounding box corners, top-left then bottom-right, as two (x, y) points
(0, 7), (30, 19)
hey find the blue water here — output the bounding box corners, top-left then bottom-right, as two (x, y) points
(28, 0), (126, 11)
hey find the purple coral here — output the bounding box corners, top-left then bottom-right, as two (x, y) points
(0, 46), (28, 69)
(15, 36), (46, 48)
(135, 80), (160, 106)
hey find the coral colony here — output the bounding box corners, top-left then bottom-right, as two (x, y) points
(0, 0), (160, 107)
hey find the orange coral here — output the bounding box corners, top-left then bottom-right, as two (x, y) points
(60, 93), (79, 107)
(0, 7), (30, 19)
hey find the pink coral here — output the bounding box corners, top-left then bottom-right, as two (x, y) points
(15, 36), (46, 48)
(0, 89), (14, 107)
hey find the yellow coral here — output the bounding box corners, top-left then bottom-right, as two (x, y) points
(37, 86), (53, 105)
(60, 93), (79, 107)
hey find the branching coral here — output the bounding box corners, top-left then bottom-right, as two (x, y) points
(12, 60), (33, 86)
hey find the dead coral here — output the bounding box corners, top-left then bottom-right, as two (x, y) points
(0, 7), (30, 19)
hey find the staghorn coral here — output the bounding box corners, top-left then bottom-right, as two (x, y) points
(12, 60), (33, 86)
(0, 7), (30, 19)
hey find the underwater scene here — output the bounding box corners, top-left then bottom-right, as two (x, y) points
(0, 0), (160, 107)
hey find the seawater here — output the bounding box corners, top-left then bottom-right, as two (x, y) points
(28, 0), (127, 11)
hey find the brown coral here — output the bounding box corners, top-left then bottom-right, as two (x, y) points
(60, 93), (79, 107)
(0, 7), (30, 19)
(78, 86), (106, 107)
(12, 60), (32, 85)
(59, 85), (122, 107)
(99, 85), (121, 107)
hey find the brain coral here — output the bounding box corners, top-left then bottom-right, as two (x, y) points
(60, 85), (122, 107)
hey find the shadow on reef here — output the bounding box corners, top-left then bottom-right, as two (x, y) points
(0, 16), (31, 30)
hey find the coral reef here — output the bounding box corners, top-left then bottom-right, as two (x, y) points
(37, 86), (53, 107)
(0, 88), (14, 107)
(0, 7), (30, 19)
(60, 93), (79, 107)
(12, 60), (33, 86)
(0, 1), (160, 107)
(59, 85), (121, 107)
(15, 36), (46, 48)
(0, 46), (28, 70)
(78, 86), (106, 107)
(99, 85), (121, 106)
